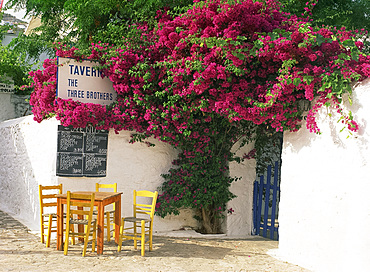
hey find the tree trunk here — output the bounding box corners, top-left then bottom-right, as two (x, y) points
(201, 207), (222, 234)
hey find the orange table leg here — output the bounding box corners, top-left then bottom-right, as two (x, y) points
(97, 202), (105, 254)
(57, 198), (64, 251)
(114, 198), (121, 244)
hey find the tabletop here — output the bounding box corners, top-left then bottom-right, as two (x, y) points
(56, 191), (122, 201)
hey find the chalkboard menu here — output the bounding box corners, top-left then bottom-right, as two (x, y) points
(56, 125), (108, 177)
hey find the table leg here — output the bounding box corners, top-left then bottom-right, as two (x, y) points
(97, 203), (104, 255)
(114, 198), (121, 244)
(78, 207), (84, 242)
(57, 198), (64, 251)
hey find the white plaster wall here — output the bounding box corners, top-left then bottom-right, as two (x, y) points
(11, 95), (32, 117)
(227, 141), (256, 237)
(0, 116), (58, 230)
(58, 128), (200, 233)
(0, 115), (256, 237)
(278, 78), (370, 272)
(0, 93), (16, 122)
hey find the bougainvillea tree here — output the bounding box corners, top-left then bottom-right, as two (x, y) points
(28, 0), (370, 233)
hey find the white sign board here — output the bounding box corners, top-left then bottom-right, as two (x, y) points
(57, 57), (117, 105)
(0, 82), (14, 93)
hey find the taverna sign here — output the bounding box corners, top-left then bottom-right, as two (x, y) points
(57, 57), (117, 105)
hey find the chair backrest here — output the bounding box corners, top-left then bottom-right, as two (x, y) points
(96, 183), (117, 211)
(65, 192), (96, 221)
(39, 184), (63, 214)
(133, 190), (158, 220)
(95, 183), (117, 193)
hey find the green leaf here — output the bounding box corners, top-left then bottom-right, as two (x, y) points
(316, 34), (325, 46)
(343, 39), (355, 47)
(234, 52), (245, 60)
(293, 78), (301, 86)
(351, 52), (359, 62)
(303, 75), (313, 85)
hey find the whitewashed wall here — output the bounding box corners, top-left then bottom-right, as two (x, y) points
(278, 78), (370, 272)
(0, 115), (256, 237)
(227, 142), (256, 237)
(0, 93), (16, 122)
(0, 93), (32, 122)
(11, 95), (33, 117)
(0, 116), (57, 231)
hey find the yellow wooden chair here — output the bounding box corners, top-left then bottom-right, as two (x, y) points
(64, 192), (97, 257)
(39, 184), (63, 247)
(94, 182), (117, 241)
(117, 190), (158, 256)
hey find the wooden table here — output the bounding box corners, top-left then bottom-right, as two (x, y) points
(56, 191), (122, 255)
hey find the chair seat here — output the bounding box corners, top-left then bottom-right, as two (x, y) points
(70, 218), (97, 225)
(42, 213), (67, 218)
(93, 210), (115, 215)
(42, 212), (57, 218)
(124, 217), (150, 223)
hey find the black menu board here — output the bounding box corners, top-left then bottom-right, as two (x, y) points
(56, 125), (108, 177)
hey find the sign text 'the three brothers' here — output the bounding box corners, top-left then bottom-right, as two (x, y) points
(57, 57), (117, 105)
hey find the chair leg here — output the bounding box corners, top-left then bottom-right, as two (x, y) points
(40, 216), (45, 243)
(117, 218), (124, 252)
(149, 225), (153, 251)
(65, 215), (75, 245)
(46, 215), (53, 247)
(82, 224), (91, 257)
(141, 220), (145, 257)
(134, 222), (138, 249)
(64, 222), (70, 256)
(111, 214), (115, 239)
(70, 224), (75, 245)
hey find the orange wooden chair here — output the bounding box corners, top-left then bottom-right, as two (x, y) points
(64, 192), (97, 257)
(117, 190), (158, 256)
(94, 183), (117, 241)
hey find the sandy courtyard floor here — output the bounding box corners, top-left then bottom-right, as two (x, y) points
(0, 210), (310, 272)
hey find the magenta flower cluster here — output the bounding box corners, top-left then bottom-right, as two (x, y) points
(29, 1), (369, 134)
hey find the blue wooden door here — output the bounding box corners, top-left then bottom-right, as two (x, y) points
(252, 161), (280, 240)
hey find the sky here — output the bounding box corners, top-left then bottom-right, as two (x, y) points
(2, 0), (31, 23)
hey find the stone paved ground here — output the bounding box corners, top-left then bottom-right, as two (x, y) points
(0, 210), (310, 272)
